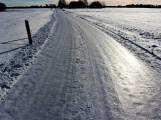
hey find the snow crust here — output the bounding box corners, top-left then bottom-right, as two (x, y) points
(0, 9), (57, 101)
(64, 8), (161, 58)
(0, 9), (53, 63)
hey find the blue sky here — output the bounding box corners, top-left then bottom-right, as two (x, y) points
(0, 0), (58, 7)
(1, 0), (161, 7)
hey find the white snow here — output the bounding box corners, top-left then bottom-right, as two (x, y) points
(0, 8), (161, 119)
(0, 8), (53, 64)
(0, 9), (161, 119)
(64, 8), (161, 58)
(0, 8), (57, 100)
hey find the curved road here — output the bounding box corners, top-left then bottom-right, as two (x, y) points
(0, 9), (161, 119)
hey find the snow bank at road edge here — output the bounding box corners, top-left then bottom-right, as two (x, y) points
(0, 10), (58, 103)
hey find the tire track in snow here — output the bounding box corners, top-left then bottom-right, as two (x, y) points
(63, 10), (161, 119)
(63, 11), (124, 119)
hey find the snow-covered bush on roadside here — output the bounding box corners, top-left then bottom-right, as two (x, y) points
(0, 2), (6, 12)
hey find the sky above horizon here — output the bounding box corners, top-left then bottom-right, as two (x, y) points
(1, 0), (161, 7)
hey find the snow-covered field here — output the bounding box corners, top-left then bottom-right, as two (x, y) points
(0, 8), (53, 63)
(0, 8), (57, 100)
(64, 8), (161, 59)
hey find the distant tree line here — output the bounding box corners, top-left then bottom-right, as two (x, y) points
(29, 4), (56, 8)
(1, 1), (104, 9)
(5, 3), (56, 9)
(57, 0), (104, 8)
(2, 1), (161, 11)
(125, 4), (161, 8)
(106, 4), (161, 8)
(57, 0), (88, 8)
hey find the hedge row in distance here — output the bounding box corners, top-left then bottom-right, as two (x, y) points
(0, 2), (6, 12)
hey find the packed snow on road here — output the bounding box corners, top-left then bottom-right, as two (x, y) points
(0, 8), (161, 119)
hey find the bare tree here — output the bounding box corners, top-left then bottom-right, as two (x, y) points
(0, 2), (6, 12)
(58, 0), (66, 8)
(49, 4), (56, 10)
(79, 0), (88, 7)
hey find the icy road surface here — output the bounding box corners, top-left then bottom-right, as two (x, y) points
(0, 9), (161, 119)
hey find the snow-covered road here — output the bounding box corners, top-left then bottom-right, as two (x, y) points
(0, 9), (161, 119)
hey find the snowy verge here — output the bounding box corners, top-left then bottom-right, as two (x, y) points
(64, 9), (161, 72)
(0, 9), (58, 102)
(0, 8), (54, 64)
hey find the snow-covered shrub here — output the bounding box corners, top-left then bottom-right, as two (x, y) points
(0, 2), (6, 12)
